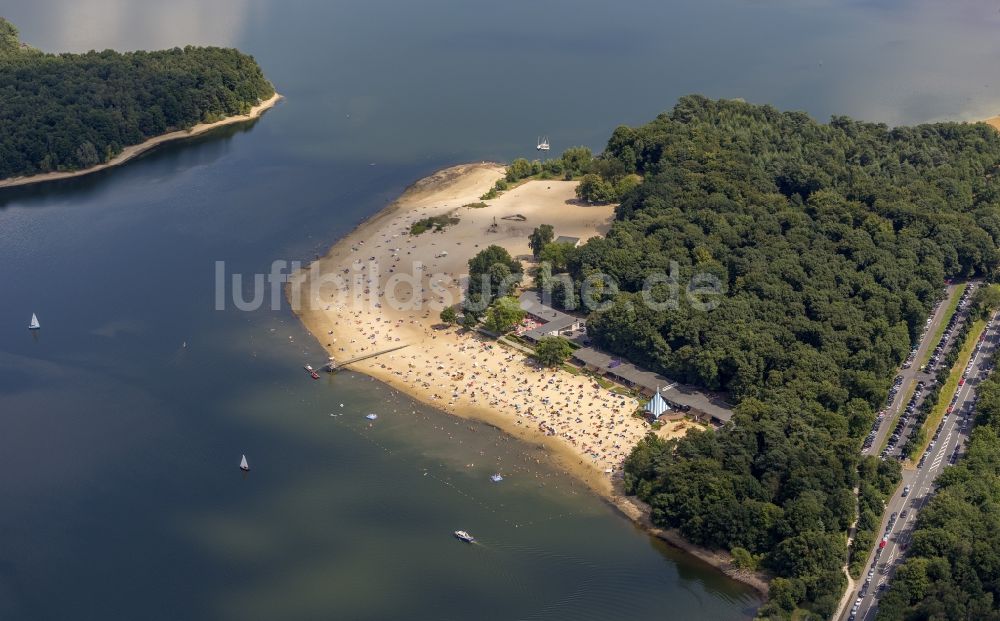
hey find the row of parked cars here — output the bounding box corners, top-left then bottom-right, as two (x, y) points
(879, 380), (925, 458)
(884, 374), (904, 408)
(857, 297), (994, 620)
(924, 284), (977, 372)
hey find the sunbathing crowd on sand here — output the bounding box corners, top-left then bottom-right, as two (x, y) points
(337, 304), (651, 471)
(311, 210), (674, 474)
(297, 165), (693, 478)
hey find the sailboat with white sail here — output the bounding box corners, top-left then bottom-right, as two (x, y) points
(536, 136), (550, 151)
(29, 313), (40, 330)
(239, 454), (250, 472)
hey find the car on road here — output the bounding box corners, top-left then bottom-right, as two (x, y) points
(959, 377), (966, 386)
(902, 485), (911, 497)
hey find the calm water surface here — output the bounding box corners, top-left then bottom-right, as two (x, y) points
(3, 0), (999, 619)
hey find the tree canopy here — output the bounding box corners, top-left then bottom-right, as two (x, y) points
(483, 296), (525, 334)
(529, 224), (555, 257)
(439, 306), (458, 325)
(611, 96), (1000, 616)
(0, 18), (274, 179)
(533, 336), (574, 367)
(466, 245), (523, 310)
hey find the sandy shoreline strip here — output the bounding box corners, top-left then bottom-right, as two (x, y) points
(0, 92), (283, 189)
(987, 116), (1000, 132)
(289, 162), (768, 594)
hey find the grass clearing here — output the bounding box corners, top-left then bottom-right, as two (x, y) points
(409, 214), (460, 235)
(913, 317), (986, 459)
(921, 283), (967, 367)
(560, 363), (581, 375)
(592, 376), (614, 390)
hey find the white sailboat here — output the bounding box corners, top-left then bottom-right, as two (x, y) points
(536, 136), (550, 151)
(239, 454), (250, 472)
(28, 313), (40, 330)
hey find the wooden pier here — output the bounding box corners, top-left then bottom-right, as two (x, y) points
(324, 344), (409, 371)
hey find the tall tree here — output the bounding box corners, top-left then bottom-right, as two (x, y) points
(529, 224), (555, 257)
(533, 336), (574, 367)
(483, 296), (525, 334)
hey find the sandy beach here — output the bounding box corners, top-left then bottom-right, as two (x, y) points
(289, 163), (705, 490)
(987, 116), (1000, 132)
(289, 162), (769, 591)
(0, 92), (283, 189)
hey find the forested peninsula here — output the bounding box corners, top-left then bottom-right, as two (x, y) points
(0, 18), (275, 181)
(539, 96), (1000, 618)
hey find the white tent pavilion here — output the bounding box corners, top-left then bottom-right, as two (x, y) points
(644, 389), (671, 420)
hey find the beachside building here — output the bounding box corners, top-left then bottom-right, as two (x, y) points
(571, 346), (734, 427)
(554, 235), (581, 248)
(518, 291), (586, 341)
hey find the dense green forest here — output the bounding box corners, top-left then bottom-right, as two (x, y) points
(876, 370), (1000, 620)
(0, 18), (274, 179)
(576, 96), (1000, 617)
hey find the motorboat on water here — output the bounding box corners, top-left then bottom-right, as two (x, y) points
(454, 530), (475, 543)
(490, 473), (503, 483)
(366, 413), (378, 420)
(304, 365), (320, 379)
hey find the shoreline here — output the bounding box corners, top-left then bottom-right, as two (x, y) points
(288, 161), (769, 596)
(0, 92), (283, 189)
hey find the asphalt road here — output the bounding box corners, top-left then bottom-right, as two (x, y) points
(880, 284), (977, 461)
(844, 310), (1000, 621)
(862, 284), (960, 458)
